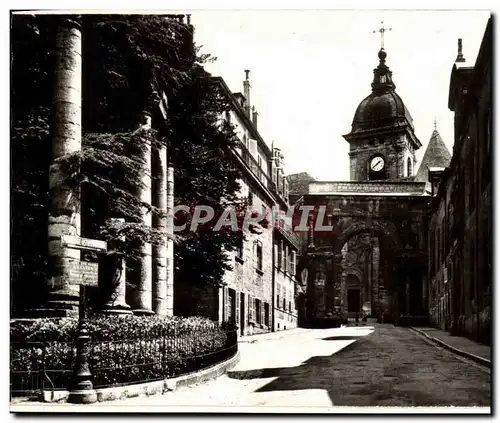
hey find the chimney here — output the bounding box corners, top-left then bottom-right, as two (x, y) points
(243, 70), (251, 117)
(456, 38), (466, 63)
(252, 106), (258, 129)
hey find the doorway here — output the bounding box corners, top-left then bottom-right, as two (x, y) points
(347, 289), (361, 313)
(240, 293), (245, 336)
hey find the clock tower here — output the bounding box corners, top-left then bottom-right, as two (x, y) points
(343, 45), (422, 181)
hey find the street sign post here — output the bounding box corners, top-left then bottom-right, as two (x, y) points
(61, 235), (107, 253)
(60, 234), (107, 405)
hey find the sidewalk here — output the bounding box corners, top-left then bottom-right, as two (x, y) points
(238, 327), (306, 343)
(411, 327), (490, 367)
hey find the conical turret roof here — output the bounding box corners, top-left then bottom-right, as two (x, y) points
(415, 129), (452, 183)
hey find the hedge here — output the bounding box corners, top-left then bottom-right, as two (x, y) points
(11, 315), (232, 390)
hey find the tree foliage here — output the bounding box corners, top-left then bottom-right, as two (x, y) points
(11, 13), (243, 313)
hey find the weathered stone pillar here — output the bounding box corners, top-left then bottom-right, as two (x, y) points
(166, 166), (175, 315)
(332, 253), (343, 313)
(101, 218), (132, 315)
(45, 18), (83, 316)
(152, 143), (168, 315)
(132, 113), (154, 315)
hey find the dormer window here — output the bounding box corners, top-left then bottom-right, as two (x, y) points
(407, 157), (412, 177)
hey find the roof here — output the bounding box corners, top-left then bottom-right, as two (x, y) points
(209, 76), (272, 157)
(415, 129), (452, 183)
(351, 90), (414, 133)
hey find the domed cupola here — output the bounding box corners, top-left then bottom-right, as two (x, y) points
(343, 36), (422, 182)
(350, 48), (414, 133)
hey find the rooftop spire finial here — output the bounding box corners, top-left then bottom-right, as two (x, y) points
(372, 21), (392, 50)
(434, 117), (437, 130)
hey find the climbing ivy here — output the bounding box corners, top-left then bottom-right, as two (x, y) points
(11, 13), (243, 313)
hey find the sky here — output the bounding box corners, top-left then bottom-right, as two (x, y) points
(191, 10), (491, 181)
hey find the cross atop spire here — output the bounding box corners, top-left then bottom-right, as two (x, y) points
(372, 21), (392, 50)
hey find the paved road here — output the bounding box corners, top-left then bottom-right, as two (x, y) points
(11, 324), (491, 412)
(110, 323), (491, 409)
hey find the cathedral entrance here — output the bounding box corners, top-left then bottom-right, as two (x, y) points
(347, 289), (361, 313)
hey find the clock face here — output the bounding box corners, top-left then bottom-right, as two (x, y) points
(370, 156), (385, 172)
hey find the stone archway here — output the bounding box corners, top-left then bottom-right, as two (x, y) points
(330, 218), (401, 322)
(332, 218), (400, 255)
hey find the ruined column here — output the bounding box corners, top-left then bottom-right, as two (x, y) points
(165, 166), (175, 315)
(152, 142), (168, 315)
(132, 113), (154, 315)
(101, 218), (132, 315)
(45, 18), (82, 316)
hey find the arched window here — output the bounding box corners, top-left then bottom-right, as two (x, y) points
(407, 157), (412, 177)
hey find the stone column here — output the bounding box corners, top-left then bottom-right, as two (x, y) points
(101, 218), (132, 315)
(166, 166), (175, 315)
(132, 113), (154, 315)
(45, 18), (83, 316)
(332, 253), (343, 313)
(152, 143), (168, 315)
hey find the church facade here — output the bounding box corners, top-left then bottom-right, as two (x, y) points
(291, 44), (432, 326)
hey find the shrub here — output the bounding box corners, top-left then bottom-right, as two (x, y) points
(10, 315), (232, 390)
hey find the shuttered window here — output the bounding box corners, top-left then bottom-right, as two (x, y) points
(278, 241), (283, 269)
(284, 245), (289, 274)
(224, 287), (230, 323)
(255, 299), (261, 324)
(235, 291), (240, 326)
(290, 250), (296, 276)
(256, 241), (263, 271)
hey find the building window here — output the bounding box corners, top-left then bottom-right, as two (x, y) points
(407, 157), (412, 177)
(288, 301), (292, 312)
(277, 241), (283, 269)
(283, 297), (286, 310)
(235, 233), (244, 261)
(255, 299), (262, 324)
(255, 241), (263, 272)
(380, 75), (386, 83)
(264, 303), (270, 326)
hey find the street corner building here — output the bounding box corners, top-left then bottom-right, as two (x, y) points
(288, 17), (492, 344)
(174, 71), (301, 335)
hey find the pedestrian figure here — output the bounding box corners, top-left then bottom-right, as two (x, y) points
(355, 312), (359, 326)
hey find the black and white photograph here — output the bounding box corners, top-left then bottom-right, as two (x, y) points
(8, 4), (492, 415)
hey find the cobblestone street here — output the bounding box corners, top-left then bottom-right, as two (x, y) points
(109, 324), (491, 410)
(11, 324), (491, 412)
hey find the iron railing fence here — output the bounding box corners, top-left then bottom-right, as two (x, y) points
(10, 324), (238, 399)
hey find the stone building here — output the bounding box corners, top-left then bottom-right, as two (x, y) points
(291, 43), (431, 326)
(185, 71), (300, 335)
(427, 18), (492, 344)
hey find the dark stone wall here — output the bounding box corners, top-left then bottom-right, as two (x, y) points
(428, 19), (491, 345)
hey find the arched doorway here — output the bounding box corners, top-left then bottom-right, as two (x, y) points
(330, 219), (401, 322)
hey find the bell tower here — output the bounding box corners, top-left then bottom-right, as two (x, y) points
(343, 23), (422, 181)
